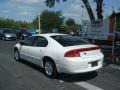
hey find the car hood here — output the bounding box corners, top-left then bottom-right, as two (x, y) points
(4, 33), (16, 36)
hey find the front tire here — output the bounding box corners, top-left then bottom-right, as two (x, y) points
(14, 49), (21, 61)
(43, 60), (58, 79)
(2, 37), (5, 41)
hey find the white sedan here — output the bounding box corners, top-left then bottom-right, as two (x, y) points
(13, 33), (104, 78)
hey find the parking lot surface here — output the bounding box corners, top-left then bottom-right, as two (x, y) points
(0, 40), (120, 90)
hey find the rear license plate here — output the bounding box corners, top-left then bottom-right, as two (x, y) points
(91, 61), (98, 67)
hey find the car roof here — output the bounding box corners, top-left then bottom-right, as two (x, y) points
(33, 33), (66, 37)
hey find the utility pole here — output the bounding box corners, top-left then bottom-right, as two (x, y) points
(112, 17), (116, 56)
(38, 0), (41, 34)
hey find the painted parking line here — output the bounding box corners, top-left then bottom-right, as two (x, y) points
(109, 64), (120, 70)
(59, 79), (104, 90)
(74, 82), (104, 90)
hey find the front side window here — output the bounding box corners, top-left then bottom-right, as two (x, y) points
(33, 36), (48, 47)
(23, 36), (36, 46)
(51, 35), (89, 47)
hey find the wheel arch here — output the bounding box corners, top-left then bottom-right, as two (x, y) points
(14, 47), (20, 57)
(13, 47), (21, 61)
(42, 56), (58, 70)
(42, 56), (55, 65)
(42, 56), (58, 78)
(14, 47), (18, 51)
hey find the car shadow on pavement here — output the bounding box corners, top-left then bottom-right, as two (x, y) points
(20, 60), (44, 74)
(20, 60), (98, 82)
(58, 71), (98, 82)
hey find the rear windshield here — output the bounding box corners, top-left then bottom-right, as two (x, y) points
(51, 35), (89, 47)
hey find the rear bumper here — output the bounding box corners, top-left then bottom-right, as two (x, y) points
(57, 53), (104, 74)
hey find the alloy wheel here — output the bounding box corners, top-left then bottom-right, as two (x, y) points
(44, 61), (53, 76)
(14, 50), (20, 61)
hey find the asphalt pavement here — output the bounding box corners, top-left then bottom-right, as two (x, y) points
(0, 40), (120, 90)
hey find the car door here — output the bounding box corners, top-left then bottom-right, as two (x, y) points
(20, 36), (36, 61)
(28, 36), (48, 67)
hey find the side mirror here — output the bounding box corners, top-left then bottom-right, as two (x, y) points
(19, 41), (24, 45)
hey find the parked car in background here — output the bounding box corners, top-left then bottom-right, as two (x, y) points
(53, 29), (77, 36)
(52, 29), (71, 34)
(57, 30), (70, 34)
(28, 29), (38, 36)
(16, 29), (32, 40)
(14, 33), (103, 78)
(0, 28), (17, 41)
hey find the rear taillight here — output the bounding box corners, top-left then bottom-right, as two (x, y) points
(64, 50), (80, 57)
(64, 47), (100, 57)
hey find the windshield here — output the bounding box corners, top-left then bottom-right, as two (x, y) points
(3, 29), (13, 33)
(51, 35), (89, 47)
(20, 29), (28, 33)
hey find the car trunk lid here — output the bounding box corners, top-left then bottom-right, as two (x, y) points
(64, 44), (101, 58)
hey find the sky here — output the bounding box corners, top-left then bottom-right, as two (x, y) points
(0, 0), (120, 24)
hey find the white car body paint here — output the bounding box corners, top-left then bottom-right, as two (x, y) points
(14, 33), (104, 74)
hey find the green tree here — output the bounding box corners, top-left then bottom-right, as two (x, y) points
(65, 18), (81, 31)
(32, 17), (38, 29)
(65, 18), (75, 27)
(32, 10), (64, 31)
(0, 17), (31, 30)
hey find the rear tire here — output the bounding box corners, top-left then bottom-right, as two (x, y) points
(14, 49), (21, 61)
(43, 60), (58, 79)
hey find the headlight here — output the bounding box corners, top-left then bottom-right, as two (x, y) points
(5, 34), (11, 37)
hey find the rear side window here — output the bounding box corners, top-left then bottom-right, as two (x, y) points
(33, 36), (48, 47)
(51, 35), (89, 47)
